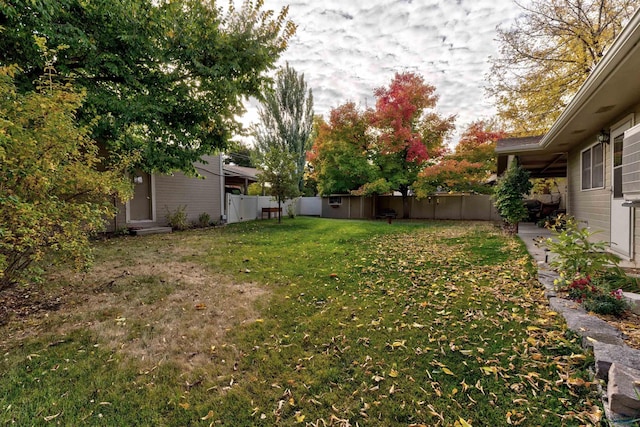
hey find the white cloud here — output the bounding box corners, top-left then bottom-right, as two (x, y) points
(234, 0), (522, 146)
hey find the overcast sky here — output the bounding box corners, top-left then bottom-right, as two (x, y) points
(237, 0), (524, 146)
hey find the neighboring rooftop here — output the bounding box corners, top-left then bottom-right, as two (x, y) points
(223, 164), (258, 180)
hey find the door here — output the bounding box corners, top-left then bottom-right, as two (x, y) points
(610, 118), (634, 258)
(129, 171), (153, 222)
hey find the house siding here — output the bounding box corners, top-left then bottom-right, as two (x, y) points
(155, 155), (223, 226)
(631, 103), (640, 262)
(566, 106), (640, 266)
(105, 155), (223, 232)
(567, 138), (610, 235)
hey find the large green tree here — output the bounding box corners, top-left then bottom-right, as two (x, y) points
(254, 63), (314, 191)
(0, 64), (133, 290)
(487, 0), (636, 136)
(362, 72), (455, 218)
(0, 0), (295, 174)
(307, 103), (375, 195)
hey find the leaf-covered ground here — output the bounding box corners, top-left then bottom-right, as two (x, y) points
(0, 219), (604, 426)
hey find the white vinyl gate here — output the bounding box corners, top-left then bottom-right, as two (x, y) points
(226, 195), (322, 224)
(226, 194), (258, 223)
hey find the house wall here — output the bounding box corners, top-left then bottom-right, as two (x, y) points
(566, 106), (640, 266)
(155, 155), (223, 226)
(631, 102), (640, 263)
(106, 155), (223, 232)
(566, 137), (611, 233)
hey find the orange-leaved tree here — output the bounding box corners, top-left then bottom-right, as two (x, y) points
(414, 120), (506, 196)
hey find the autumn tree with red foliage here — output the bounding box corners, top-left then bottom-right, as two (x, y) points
(359, 72), (455, 218)
(414, 120), (506, 197)
(309, 72), (454, 217)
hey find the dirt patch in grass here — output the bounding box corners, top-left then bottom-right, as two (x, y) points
(1, 259), (268, 372)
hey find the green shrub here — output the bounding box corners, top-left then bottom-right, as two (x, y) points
(287, 203), (296, 219)
(0, 64), (134, 290)
(582, 291), (628, 317)
(558, 275), (628, 317)
(492, 162), (532, 231)
(198, 212), (211, 228)
(165, 205), (189, 231)
(601, 266), (640, 293)
(546, 215), (631, 316)
(544, 215), (619, 279)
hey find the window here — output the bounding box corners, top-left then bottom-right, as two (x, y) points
(328, 196), (342, 206)
(613, 134), (624, 199)
(581, 143), (604, 190)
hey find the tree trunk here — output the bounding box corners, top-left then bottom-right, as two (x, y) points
(400, 186), (410, 219)
(278, 197), (282, 224)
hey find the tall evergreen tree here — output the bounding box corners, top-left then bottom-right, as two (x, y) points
(254, 63), (314, 192)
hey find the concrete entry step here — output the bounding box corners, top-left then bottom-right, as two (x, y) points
(131, 227), (172, 236)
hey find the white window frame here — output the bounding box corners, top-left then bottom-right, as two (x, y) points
(581, 142), (605, 191)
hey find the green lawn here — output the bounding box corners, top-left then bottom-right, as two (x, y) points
(0, 218), (603, 426)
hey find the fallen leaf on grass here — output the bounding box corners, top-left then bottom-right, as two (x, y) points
(454, 417), (472, 427)
(480, 366), (497, 375)
(294, 411), (305, 423)
(442, 367), (455, 376)
(389, 340), (406, 349)
(587, 405), (603, 424)
(43, 413), (61, 422)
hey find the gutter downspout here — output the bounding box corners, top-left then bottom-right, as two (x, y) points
(219, 156), (226, 223)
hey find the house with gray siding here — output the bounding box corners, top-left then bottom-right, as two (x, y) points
(106, 155), (225, 232)
(496, 9), (640, 266)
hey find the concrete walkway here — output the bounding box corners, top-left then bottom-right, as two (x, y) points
(517, 222), (554, 268)
(517, 222), (640, 424)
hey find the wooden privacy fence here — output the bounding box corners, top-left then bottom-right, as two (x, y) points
(226, 194), (500, 223)
(321, 194), (502, 221)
